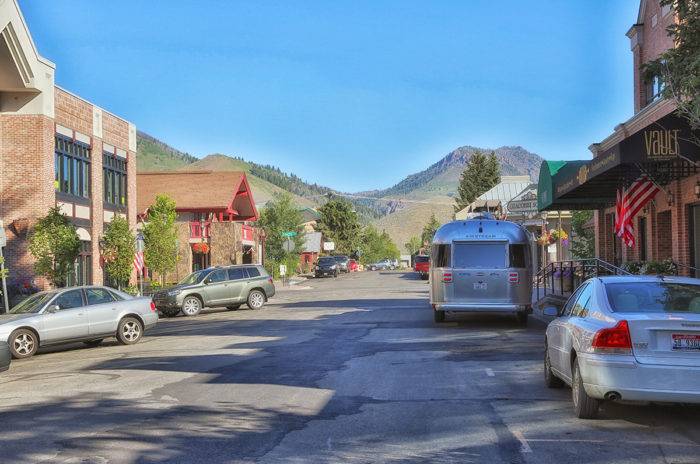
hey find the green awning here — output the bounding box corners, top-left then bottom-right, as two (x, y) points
(537, 160), (588, 211)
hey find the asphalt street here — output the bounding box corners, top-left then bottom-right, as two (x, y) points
(1, 271), (699, 463)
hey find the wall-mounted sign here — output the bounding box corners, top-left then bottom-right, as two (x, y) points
(323, 241), (335, 251)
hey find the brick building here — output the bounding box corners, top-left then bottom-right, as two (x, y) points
(537, 0), (700, 275)
(136, 171), (264, 283)
(0, 0), (137, 290)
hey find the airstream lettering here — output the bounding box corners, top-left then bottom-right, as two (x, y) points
(430, 216), (534, 325)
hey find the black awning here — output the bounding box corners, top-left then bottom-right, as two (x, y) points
(549, 113), (699, 210)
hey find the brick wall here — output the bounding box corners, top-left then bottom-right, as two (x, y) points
(54, 88), (93, 136)
(0, 114), (56, 289)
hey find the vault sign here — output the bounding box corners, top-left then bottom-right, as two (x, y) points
(644, 129), (680, 160)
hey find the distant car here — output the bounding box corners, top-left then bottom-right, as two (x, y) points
(153, 265), (275, 317)
(368, 259), (395, 271)
(348, 259), (359, 272)
(544, 276), (700, 419)
(315, 256), (339, 278)
(333, 255), (350, 273)
(0, 286), (158, 359)
(0, 342), (10, 372)
(414, 255), (430, 280)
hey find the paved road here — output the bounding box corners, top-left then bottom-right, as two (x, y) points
(1, 271), (699, 463)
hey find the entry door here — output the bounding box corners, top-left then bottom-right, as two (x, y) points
(42, 289), (90, 342)
(692, 206), (700, 278)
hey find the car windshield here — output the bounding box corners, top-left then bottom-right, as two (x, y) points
(9, 292), (56, 314)
(318, 257), (335, 265)
(605, 282), (700, 314)
(415, 256), (429, 263)
(334, 256), (347, 262)
(179, 270), (208, 285)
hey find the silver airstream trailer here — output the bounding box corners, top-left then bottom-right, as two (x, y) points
(430, 215), (535, 324)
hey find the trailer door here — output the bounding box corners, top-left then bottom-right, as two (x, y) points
(452, 241), (509, 303)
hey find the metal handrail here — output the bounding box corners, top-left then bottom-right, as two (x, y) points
(535, 258), (631, 301)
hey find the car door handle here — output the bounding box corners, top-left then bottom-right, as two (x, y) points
(112, 307), (117, 311)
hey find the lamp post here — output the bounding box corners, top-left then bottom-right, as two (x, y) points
(136, 232), (145, 296)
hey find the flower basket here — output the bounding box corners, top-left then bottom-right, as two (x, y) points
(192, 242), (210, 254)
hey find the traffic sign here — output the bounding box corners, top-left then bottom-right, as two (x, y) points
(282, 231), (297, 237)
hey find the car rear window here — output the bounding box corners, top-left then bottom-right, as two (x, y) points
(605, 282), (700, 313)
(318, 257), (335, 264)
(415, 255), (429, 263)
(246, 267), (261, 278)
(228, 268), (246, 280)
(86, 288), (115, 305)
(452, 242), (506, 269)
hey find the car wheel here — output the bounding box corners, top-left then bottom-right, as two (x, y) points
(247, 290), (266, 310)
(572, 358), (600, 419)
(160, 307), (180, 318)
(181, 296), (203, 317)
(227, 304), (241, 310)
(516, 312), (528, 326)
(544, 344), (564, 388)
(9, 328), (38, 359)
(434, 310), (446, 323)
(117, 317), (143, 345)
(83, 339), (104, 348)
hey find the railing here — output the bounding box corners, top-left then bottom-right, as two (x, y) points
(241, 224), (254, 242)
(189, 221), (211, 239)
(535, 258), (631, 301)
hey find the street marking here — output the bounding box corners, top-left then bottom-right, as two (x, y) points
(485, 368), (495, 377)
(513, 431), (532, 453)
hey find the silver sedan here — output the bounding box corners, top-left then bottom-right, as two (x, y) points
(0, 286), (158, 359)
(544, 276), (700, 418)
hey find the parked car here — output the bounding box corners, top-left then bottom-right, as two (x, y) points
(368, 259), (395, 271)
(414, 255), (430, 280)
(544, 276), (700, 419)
(333, 255), (350, 273)
(153, 265), (275, 317)
(0, 286), (157, 359)
(315, 256), (339, 278)
(0, 342), (10, 372)
(348, 259), (359, 272)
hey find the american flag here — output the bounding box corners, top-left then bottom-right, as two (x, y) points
(615, 176), (660, 248)
(133, 251), (145, 275)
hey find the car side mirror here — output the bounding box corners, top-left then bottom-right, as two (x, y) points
(543, 306), (559, 317)
(45, 304), (60, 314)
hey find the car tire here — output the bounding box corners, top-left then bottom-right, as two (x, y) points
(160, 307), (180, 318)
(9, 328), (38, 359)
(516, 312), (528, 326)
(572, 358), (600, 419)
(247, 289), (266, 310)
(83, 339), (104, 348)
(434, 310), (446, 323)
(227, 304), (241, 311)
(116, 317), (144, 345)
(544, 344), (564, 388)
(181, 296), (203, 317)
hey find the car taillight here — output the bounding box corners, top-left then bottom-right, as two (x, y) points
(591, 320), (632, 353)
(268, 277), (274, 284)
(150, 301), (157, 312)
(442, 272), (452, 283)
(508, 272), (519, 283)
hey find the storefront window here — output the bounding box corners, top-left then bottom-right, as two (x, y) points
(103, 153), (127, 207)
(55, 135), (91, 199)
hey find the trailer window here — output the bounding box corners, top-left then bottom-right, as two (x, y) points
(509, 244), (527, 268)
(452, 242), (506, 269)
(431, 245), (450, 267)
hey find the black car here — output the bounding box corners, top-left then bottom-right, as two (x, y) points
(315, 256), (339, 278)
(333, 255), (350, 273)
(0, 342), (10, 372)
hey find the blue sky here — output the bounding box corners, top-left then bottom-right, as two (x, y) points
(21, 0), (639, 192)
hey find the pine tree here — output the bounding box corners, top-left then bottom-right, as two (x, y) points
(454, 151), (502, 213)
(421, 214), (441, 245)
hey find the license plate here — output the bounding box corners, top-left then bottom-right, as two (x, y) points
(672, 334), (700, 351)
(473, 282), (487, 290)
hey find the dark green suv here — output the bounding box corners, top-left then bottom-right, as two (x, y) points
(153, 265), (276, 317)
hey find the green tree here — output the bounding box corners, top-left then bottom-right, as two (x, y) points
(570, 210), (595, 259)
(257, 192), (304, 277)
(421, 213), (441, 245)
(644, 0), (700, 145)
(454, 151), (501, 212)
(358, 225), (400, 264)
(318, 198), (361, 254)
(102, 216), (136, 289)
(404, 236), (422, 255)
(143, 194), (178, 285)
(28, 207), (80, 287)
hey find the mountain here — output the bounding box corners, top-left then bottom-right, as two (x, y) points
(365, 146), (543, 251)
(136, 131), (198, 171)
